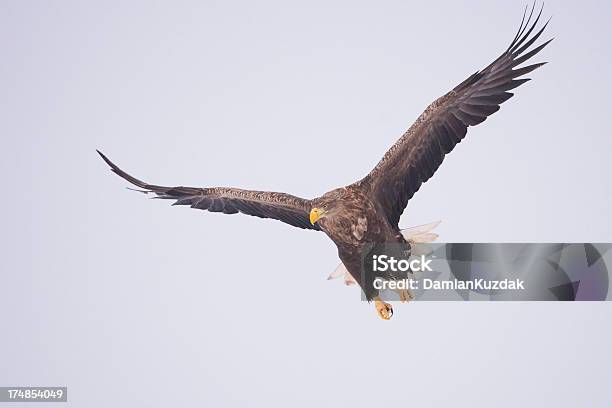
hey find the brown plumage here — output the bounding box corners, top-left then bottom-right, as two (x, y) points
(99, 4), (551, 319)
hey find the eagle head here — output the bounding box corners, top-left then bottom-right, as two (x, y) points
(309, 205), (330, 225)
(310, 188), (355, 226)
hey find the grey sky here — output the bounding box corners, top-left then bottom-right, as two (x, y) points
(1, 1), (611, 406)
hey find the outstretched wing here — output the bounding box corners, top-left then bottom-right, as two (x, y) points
(362, 4), (552, 227)
(98, 150), (320, 231)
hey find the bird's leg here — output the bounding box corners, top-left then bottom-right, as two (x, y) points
(398, 288), (413, 303)
(374, 297), (393, 320)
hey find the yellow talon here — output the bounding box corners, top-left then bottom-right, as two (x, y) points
(398, 288), (413, 303)
(375, 298), (393, 320)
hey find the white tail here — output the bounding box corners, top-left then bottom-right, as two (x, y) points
(328, 263), (357, 285)
(400, 220), (441, 243)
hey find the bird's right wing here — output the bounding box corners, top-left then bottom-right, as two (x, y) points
(361, 4), (552, 227)
(98, 151), (320, 231)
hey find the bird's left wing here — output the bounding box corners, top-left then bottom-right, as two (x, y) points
(98, 151), (320, 231)
(361, 5), (552, 227)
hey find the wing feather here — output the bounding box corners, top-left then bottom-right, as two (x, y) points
(361, 5), (552, 227)
(98, 150), (320, 231)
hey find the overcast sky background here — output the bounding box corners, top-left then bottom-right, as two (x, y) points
(1, 0), (611, 406)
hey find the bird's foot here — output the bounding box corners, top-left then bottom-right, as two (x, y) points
(398, 288), (413, 303)
(374, 298), (393, 320)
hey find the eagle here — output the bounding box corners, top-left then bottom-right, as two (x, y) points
(99, 5), (551, 320)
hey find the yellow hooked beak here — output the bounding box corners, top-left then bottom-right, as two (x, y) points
(310, 207), (326, 225)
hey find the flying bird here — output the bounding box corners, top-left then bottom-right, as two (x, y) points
(99, 5), (551, 319)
